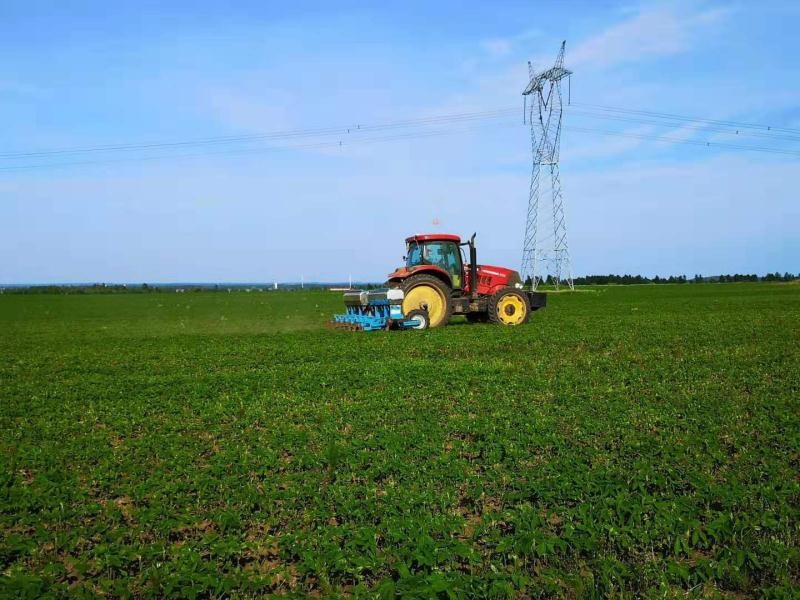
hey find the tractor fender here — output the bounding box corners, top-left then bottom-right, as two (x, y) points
(386, 265), (452, 288)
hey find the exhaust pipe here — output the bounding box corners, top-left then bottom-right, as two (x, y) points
(469, 233), (478, 300)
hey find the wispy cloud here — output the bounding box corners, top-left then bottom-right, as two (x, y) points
(563, 125), (655, 161)
(570, 4), (732, 69)
(481, 39), (513, 58)
(204, 88), (296, 133)
(479, 28), (541, 59)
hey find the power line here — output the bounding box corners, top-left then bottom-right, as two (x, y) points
(569, 101), (800, 136)
(1, 103), (797, 172)
(564, 125), (800, 157)
(2, 101), (797, 162)
(0, 120), (523, 172)
(566, 107), (800, 143)
(0, 107), (518, 160)
(2, 117), (798, 172)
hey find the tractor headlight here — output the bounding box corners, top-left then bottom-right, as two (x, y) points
(514, 282), (523, 289)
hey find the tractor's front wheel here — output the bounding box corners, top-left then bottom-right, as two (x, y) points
(400, 274), (453, 328)
(489, 288), (530, 326)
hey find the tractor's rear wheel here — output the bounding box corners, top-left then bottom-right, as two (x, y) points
(489, 288), (530, 326)
(400, 274), (452, 328)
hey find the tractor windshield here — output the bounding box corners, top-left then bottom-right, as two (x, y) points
(407, 242), (446, 268)
(406, 241), (463, 286)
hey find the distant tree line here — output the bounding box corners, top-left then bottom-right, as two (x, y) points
(0, 284), (155, 295)
(0, 283), (364, 294)
(3, 273), (797, 294)
(542, 272), (797, 286)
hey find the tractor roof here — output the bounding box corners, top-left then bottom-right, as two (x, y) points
(405, 233), (461, 244)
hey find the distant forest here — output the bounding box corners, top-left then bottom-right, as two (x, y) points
(565, 272), (797, 285)
(527, 272), (797, 286)
(0, 283), (333, 295)
(1, 273), (797, 294)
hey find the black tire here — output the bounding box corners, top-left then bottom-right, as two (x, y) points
(465, 312), (489, 323)
(405, 308), (430, 330)
(488, 287), (531, 326)
(401, 274), (453, 328)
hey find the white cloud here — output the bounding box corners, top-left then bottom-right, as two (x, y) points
(662, 121), (713, 143)
(565, 154), (799, 275)
(562, 125), (655, 161)
(569, 4), (731, 69)
(204, 88), (296, 133)
(481, 39), (512, 58)
(478, 28), (541, 60)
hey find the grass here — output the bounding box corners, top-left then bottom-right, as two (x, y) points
(1, 284), (798, 597)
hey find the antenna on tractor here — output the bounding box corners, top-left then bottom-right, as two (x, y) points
(521, 41), (574, 290)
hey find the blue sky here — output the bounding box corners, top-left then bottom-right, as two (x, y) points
(1, 0), (798, 283)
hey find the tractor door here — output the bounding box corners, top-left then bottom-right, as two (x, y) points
(442, 242), (463, 289)
(419, 241), (463, 289)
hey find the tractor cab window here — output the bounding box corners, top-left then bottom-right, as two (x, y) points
(406, 241), (463, 288)
(406, 243), (424, 267)
(441, 243), (463, 288)
(423, 243), (444, 266)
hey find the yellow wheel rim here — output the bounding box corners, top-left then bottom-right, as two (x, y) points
(496, 293), (527, 325)
(403, 284), (446, 327)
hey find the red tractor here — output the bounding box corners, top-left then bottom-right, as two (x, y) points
(386, 233), (546, 328)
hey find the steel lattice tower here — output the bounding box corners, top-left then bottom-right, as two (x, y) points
(521, 41), (574, 290)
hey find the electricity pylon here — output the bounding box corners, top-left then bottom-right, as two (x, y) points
(521, 41), (574, 290)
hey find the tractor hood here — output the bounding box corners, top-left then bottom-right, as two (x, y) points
(476, 265), (522, 289)
(476, 265), (521, 285)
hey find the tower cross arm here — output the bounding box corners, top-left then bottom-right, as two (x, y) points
(540, 66), (571, 82)
(522, 67), (572, 95)
(522, 77), (538, 96)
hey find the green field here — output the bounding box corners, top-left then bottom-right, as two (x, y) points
(1, 284), (798, 597)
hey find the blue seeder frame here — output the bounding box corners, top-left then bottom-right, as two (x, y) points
(332, 293), (420, 331)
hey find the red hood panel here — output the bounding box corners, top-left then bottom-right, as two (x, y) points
(477, 265), (517, 279)
(472, 265), (522, 295)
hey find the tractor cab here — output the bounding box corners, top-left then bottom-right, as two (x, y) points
(404, 234), (464, 289)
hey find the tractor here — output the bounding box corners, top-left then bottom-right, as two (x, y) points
(331, 233), (546, 330)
